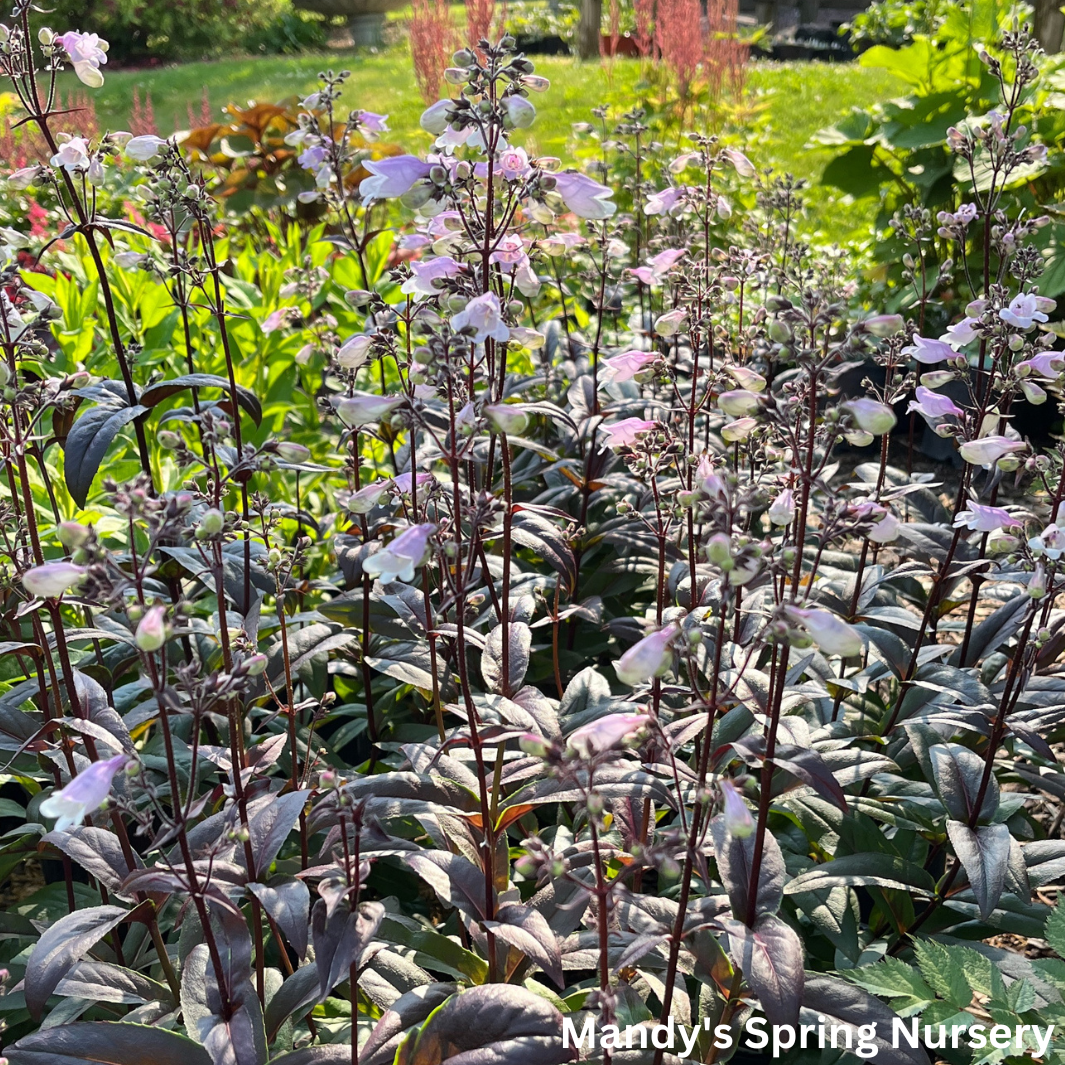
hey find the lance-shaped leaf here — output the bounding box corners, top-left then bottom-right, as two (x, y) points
(361, 983), (459, 1065)
(710, 815), (785, 920)
(404, 851), (490, 920)
(718, 914), (804, 1029)
(64, 403), (149, 507)
(784, 853), (936, 897)
(481, 621), (533, 694)
(930, 743), (998, 824)
(6, 1022), (212, 1065)
(484, 903), (563, 988)
(247, 877), (310, 959)
(139, 373), (263, 426)
(43, 827), (143, 897)
(801, 974), (929, 1065)
(394, 984), (577, 1065)
(243, 789), (308, 876)
(311, 899), (385, 1002)
(264, 965), (319, 1042)
(946, 820), (1011, 920)
(25, 905), (129, 1019)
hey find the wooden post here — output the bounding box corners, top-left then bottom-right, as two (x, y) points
(577, 0), (602, 58)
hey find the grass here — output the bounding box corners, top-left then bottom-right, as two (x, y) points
(54, 47), (905, 242)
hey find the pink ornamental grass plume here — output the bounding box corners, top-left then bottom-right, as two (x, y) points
(409, 0), (457, 102)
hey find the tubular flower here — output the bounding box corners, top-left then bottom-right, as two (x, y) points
(615, 624), (678, 686)
(602, 418), (657, 448)
(23, 562), (85, 599)
(58, 31), (108, 87)
(363, 524), (437, 584)
(553, 171), (616, 219)
(719, 779), (754, 837)
(40, 754), (129, 831)
(787, 606), (864, 658)
(335, 393), (403, 428)
(566, 713), (651, 757)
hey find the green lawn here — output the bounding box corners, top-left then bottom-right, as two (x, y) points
(58, 49), (904, 243)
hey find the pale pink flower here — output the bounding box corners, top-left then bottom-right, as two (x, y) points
(359, 155), (433, 200)
(719, 779), (754, 837)
(363, 523), (436, 583)
(553, 171), (616, 219)
(723, 148), (756, 177)
(644, 186), (689, 216)
(902, 335), (955, 364)
(125, 135), (166, 162)
(958, 436), (1025, 466)
(602, 418), (657, 448)
(401, 256), (463, 299)
(450, 292), (510, 343)
(787, 606), (863, 657)
(335, 393), (403, 428)
(23, 562), (84, 599)
(356, 111), (389, 138)
(566, 713), (651, 758)
(941, 317), (980, 348)
(58, 31), (108, 88)
(1000, 293), (1052, 331)
(615, 624), (677, 686)
(602, 350), (657, 384)
(953, 502), (1020, 532)
(41, 754), (129, 831)
(50, 135), (90, 172)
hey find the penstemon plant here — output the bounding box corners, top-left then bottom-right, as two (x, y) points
(1, 11), (1065, 1065)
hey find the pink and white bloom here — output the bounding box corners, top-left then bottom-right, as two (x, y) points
(725, 365), (766, 392)
(497, 147), (531, 181)
(401, 256), (463, 299)
(363, 523), (436, 583)
(391, 471), (434, 495)
(41, 754), (129, 831)
(566, 713), (651, 758)
(902, 335), (955, 364)
(335, 392), (403, 428)
(958, 435), (1025, 467)
(644, 186), (689, 216)
(553, 171), (616, 220)
(654, 309), (687, 336)
(602, 350), (657, 384)
(337, 334), (374, 369)
(615, 624), (678, 686)
(358, 155), (433, 200)
(419, 100), (453, 135)
(722, 417), (758, 443)
(954, 502), (1020, 532)
(346, 480), (392, 515)
(844, 398), (896, 435)
(125, 135), (166, 162)
(451, 291), (510, 343)
(768, 488), (796, 526)
(629, 248), (685, 287)
(1017, 352), (1065, 379)
(868, 511), (901, 543)
(1000, 293), (1053, 331)
(723, 148), (756, 177)
(718, 389), (761, 418)
(50, 135), (91, 172)
(719, 779), (754, 837)
(58, 31), (108, 88)
(355, 111), (389, 139)
(908, 386), (963, 419)
(941, 317), (980, 348)
(23, 562), (85, 599)
(787, 606), (863, 658)
(1029, 523), (1065, 560)
(602, 418), (657, 448)
(135, 605), (168, 652)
